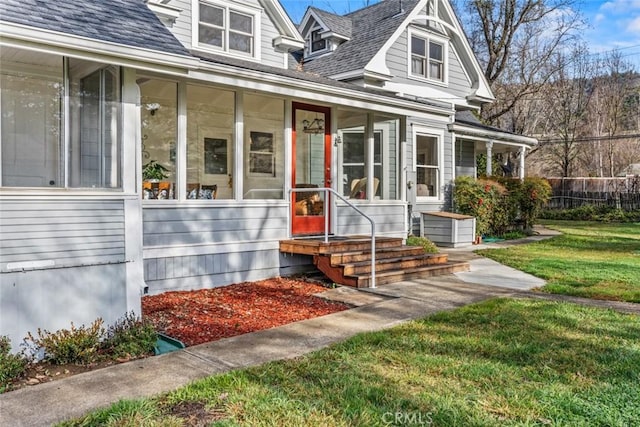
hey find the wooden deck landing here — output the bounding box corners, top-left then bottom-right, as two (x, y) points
(279, 235), (469, 288)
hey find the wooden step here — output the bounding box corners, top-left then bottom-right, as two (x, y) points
(280, 236), (403, 256)
(280, 235), (468, 288)
(351, 262), (470, 288)
(327, 246), (426, 265)
(340, 254), (449, 276)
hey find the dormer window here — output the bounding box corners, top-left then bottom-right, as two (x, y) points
(409, 29), (447, 84)
(194, 1), (259, 58)
(310, 29), (326, 52)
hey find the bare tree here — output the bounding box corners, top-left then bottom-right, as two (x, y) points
(587, 53), (638, 176)
(455, 0), (584, 129)
(539, 45), (594, 177)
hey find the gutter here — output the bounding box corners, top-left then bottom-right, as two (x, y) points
(448, 122), (538, 146)
(0, 21), (199, 73)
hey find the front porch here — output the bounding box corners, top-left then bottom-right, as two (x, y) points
(279, 235), (469, 288)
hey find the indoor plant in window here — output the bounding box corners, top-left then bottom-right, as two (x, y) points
(142, 160), (170, 199)
(142, 160), (169, 182)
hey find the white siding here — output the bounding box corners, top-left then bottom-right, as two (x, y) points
(0, 200), (126, 271)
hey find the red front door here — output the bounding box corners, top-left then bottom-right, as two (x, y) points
(291, 103), (332, 235)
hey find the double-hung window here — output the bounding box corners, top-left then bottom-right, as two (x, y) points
(410, 31), (446, 83)
(310, 29), (326, 53)
(196, 1), (257, 57)
(414, 129), (443, 199)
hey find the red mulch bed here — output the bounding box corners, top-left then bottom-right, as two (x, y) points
(142, 277), (350, 346)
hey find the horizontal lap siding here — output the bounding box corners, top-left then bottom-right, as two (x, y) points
(142, 204), (309, 292)
(143, 249), (308, 294)
(0, 200), (125, 271)
(143, 205), (288, 246)
(335, 204), (406, 236)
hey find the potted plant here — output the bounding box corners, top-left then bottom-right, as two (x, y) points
(142, 160), (169, 181)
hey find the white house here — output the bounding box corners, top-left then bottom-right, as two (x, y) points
(0, 0), (536, 347)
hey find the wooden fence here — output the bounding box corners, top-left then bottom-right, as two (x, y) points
(545, 177), (640, 211)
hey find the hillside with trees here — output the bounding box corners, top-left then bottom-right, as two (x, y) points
(454, 0), (640, 177)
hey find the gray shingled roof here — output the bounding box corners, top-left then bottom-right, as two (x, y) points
(307, 7), (352, 38)
(194, 50), (442, 110)
(455, 110), (524, 137)
(301, 0), (419, 76)
(0, 0), (189, 56)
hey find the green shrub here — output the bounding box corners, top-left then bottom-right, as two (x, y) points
(23, 313), (158, 366)
(0, 336), (27, 393)
(101, 312), (157, 358)
(406, 235), (439, 253)
(540, 206), (640, 222)
(517, 177), (552, 230)
(24, 319), (104, 365)
(452, 176), (507, 236)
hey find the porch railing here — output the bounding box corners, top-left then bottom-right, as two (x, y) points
(289, 187), (376, 288)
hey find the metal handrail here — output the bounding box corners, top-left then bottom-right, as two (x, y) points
(289, 187), (376, 288)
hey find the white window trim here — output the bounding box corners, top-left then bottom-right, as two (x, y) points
(338, 125), (389, 199)
(407, 27), (448, 87)
(305, 25), (329, 58)
(192, 0), (262, 62)
(1, 57), (124, 190)
(412, 125), (444, 201)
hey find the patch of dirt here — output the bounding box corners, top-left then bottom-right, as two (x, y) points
(162, 400), (227, 426)
(9, 355), (144, 391)
(6, 277), (347, 393)
(142, 276), (350, 346)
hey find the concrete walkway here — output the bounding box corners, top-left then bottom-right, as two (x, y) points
(2, 226), (637, 426)
(1, 279), (515, 427)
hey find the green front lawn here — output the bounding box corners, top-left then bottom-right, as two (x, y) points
(478, 221), (640, 303)
(61, 299), (640, 426)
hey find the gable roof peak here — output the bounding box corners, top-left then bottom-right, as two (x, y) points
(300, 6), (353, 39)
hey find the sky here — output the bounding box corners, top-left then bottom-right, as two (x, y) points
(279, 0), (640, 69)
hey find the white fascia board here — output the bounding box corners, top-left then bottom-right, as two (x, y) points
(259, 0), (304, 43)
(439, 0), (494, 101)
(448, 123), (538, 146)
(363, 69), (394, 82)
(0, 21), (199, 74)
(272, 35), (305, 51)
(329, 69), (364, 80)
(364, 0), (494, 103)
(189, 63), (452, 118)
(321, 31), (350, 41)
(365, 0), (429, 77)
(146, 1), (182, 21)
(384, 81), (469, 108)
(299, 9), (327, 37)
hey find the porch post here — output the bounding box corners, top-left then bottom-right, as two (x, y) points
(519, 147), (526, 179)
(366, 112), (375, 200)
(122, 67), (144, 315)
(485, 140), (494, 176)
